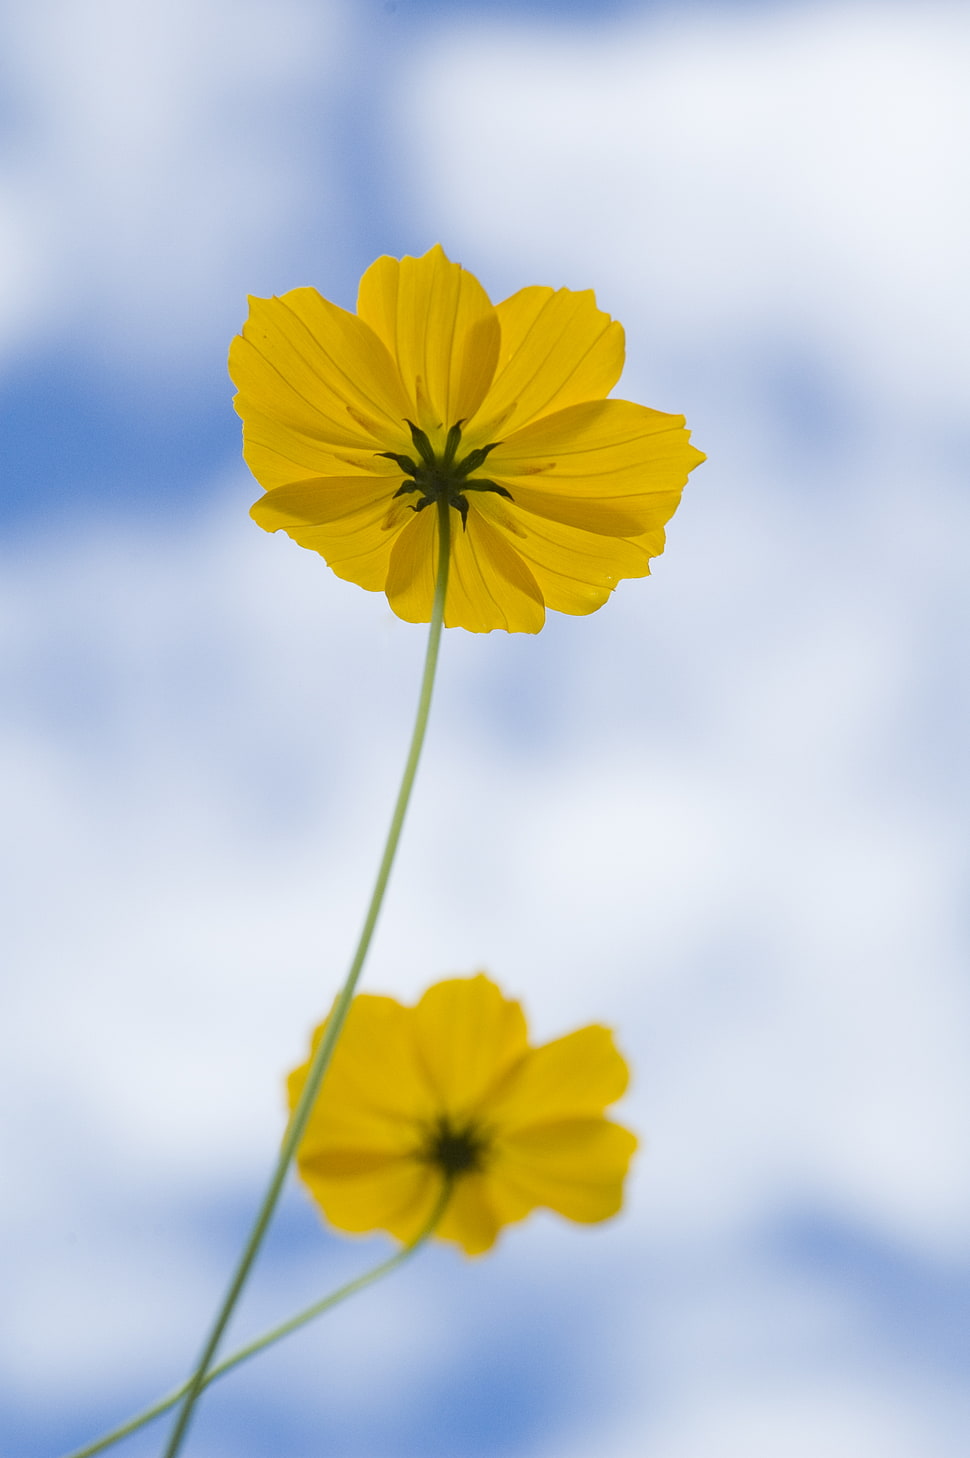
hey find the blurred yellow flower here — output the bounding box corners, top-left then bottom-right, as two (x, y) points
(230, 245), (704, 633)
(288, 974), (637, 1256)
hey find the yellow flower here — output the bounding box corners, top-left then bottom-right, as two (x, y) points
(230, 245), (705, 633)
(288, 974), (637, 1256)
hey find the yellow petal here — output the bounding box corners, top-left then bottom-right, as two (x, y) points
(385, 507), (547, 634)
(289, 994), (436, 1158)
(488, 1026), (631, 1128)
(356, 245), (500, 434)
(492, 488), (659, 539)
(474, 495), (655, 617)
(383, 508), (438, 620)
(491, 1118), (638, 1223)
(411, 975), (529, 1120)
(445, 511), (545, 633)
(251, 475), (410, 592)
(470, 285), (624, 440)
(229, 291), (414, 478)
(488, 397), (706, 502)
(436, 1173), (503, 1256)
(251, 473), (398, 530)
(239, 416), (393, 491)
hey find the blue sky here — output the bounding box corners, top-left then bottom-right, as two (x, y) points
(2, 2), (969, 1456)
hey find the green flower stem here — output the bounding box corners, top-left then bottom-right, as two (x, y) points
(61, 1179), (452, 1458)
(160, 498), (453, 1458)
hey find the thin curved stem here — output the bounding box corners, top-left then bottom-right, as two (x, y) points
(61, 1180), (452, 1458)
(159, 499), (453, 1458)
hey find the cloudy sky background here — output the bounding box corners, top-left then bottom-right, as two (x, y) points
(2, 1), (969, 1455)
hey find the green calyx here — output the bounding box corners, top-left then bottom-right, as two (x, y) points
(421, 1115), (488, 1177)
(378, 420), (512, 530)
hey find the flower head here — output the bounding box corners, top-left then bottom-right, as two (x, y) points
(289, 974), (637, 1256)
(230, 246), (705, 633)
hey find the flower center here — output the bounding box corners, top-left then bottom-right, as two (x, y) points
(420, 1114), (489, 1177)
(378, 420), (513, 531)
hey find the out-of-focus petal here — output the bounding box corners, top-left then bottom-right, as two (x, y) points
(290, 995), (436, 1158)
(299, 1155), (437, 1239)
(492, 1118), (638, 1223)
(488, 1026), (630, 1128)
(437, 1173), (503, 1255)
(289, 977), (638, 1255)
(411, 976), (529, 1119)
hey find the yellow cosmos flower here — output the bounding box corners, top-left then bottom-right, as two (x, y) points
(288, 974), (637, 1256)
(230, 245), (704, 633)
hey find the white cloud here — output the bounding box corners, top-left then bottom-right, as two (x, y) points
(398, 1), (970, 412)
(596, 1382), (949, 1458)
(0, 0), (350, 367)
